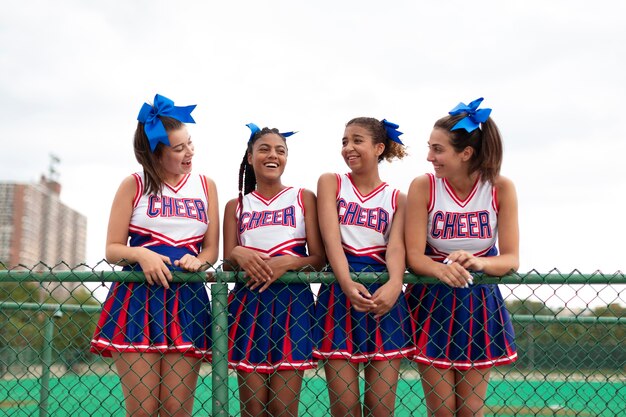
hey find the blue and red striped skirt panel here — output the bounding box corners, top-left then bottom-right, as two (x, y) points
(90, 281), (212, 360)
(228, 283), (318, 373)
(406, 283), (517, 369)
(313, 282), (415, 362)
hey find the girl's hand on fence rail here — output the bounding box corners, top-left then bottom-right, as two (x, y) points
(370, 281), (403, 318)
(230, 246), (273, 287)
(255, 257), (292, 293)
(436, 258), (472, 288)
(137, 248), (173, 288)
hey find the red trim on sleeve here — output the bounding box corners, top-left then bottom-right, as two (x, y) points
(132, 173), (143, 208)
(200, 175), (210, 202)
(492, 185), (499, 214)
(297, 188), (305, 216)
(391, 189), (399, 211)
(427, 173), (436, 213)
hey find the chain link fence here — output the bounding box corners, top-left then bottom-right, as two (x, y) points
(0, 263), (624, 416)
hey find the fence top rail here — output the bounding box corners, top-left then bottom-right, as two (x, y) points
(0, 268), (624, 284)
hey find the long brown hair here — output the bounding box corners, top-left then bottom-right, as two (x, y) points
(434, 114), (503, 184)
(133, 116), (184, 195)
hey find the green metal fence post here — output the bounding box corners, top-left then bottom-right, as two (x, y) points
(211, 280), (229, 417)
(39, 308), (62, 417)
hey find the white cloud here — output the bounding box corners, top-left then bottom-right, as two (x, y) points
(1, 0), (625, 286)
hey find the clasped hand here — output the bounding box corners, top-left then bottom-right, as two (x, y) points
(436, 250), (478, 288)
(341, 280), (401, 318)
(230, 247), (291, 292)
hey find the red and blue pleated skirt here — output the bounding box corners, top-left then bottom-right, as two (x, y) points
(313, 279), (415, 362)
(90, 246), (212, 360)
(228, 282), (318, 373)
(406, 283), (517, 369)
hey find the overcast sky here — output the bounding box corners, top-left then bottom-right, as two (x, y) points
(1, 1), (624, 306)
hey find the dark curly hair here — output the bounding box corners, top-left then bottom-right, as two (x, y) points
(345, 117), (407, 162)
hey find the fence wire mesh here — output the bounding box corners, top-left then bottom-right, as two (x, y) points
(0, 263), (624, 417)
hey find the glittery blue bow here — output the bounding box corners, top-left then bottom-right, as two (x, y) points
(448, 97), (492, 133)
(246, 123), (296, 143)
(137, 94), (196, 152)
(381, 119), (404, 145)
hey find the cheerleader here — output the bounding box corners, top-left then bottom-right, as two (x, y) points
(91, 94), (219, 417)
(405, 98), (518, 417)
(314, 118), (414, 417)
(223, 124), (325, 417)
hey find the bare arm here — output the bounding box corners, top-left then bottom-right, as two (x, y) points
(448, 176), (520, 276)
(299, 188), (326, 271)
(371, 191), (406, 317)
(105, 175), (173, 287)
(405, 175), (471, 287)
(222, 197), (272, 279)
(317, 173), (374, 312)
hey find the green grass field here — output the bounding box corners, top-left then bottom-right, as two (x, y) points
(1, 374), (625, 416)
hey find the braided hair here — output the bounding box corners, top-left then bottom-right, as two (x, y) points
(237, 127), (286, 206)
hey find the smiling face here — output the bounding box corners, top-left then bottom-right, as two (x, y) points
(427, 128), (473, 178)
(341, 124), (384, 173)
(159, 126), (194, 182)
(247, 132), (288, 182)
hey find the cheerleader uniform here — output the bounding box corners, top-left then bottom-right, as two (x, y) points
(90, 173), (212, 360)
(406, 173), (517, 369)
(228, 187), (317, 373)
(313, 173), (414, 362)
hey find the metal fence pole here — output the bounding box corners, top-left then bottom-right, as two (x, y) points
(39, 309), (62, 417)
(211, 280), (229, 417)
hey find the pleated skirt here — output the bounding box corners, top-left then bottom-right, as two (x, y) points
(313, 282), (415, 362)
(406, 283), (517, 369)
(228, 282), (318, 373)
(90, 281), (212, 360)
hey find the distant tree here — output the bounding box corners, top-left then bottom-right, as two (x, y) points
(506, 297), (626, 371)
(51, 285), (100, 369)
(1, 280), (100, 370)
(593, 303), (625, 317)
(506, 299), (555, 316)
(0, 282), (42, 348)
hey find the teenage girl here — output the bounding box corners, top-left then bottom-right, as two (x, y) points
(91, 94), (219, 417)
(223, 124), (325, 417)
(405, 98), (518, 417)
(314, 118), (414, 417)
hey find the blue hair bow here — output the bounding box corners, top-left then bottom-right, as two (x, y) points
(246, 123), (296, 143)
(381, 119), (404, 145)
(137, 94), (196, 152)
(448, 97), (492, 133)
